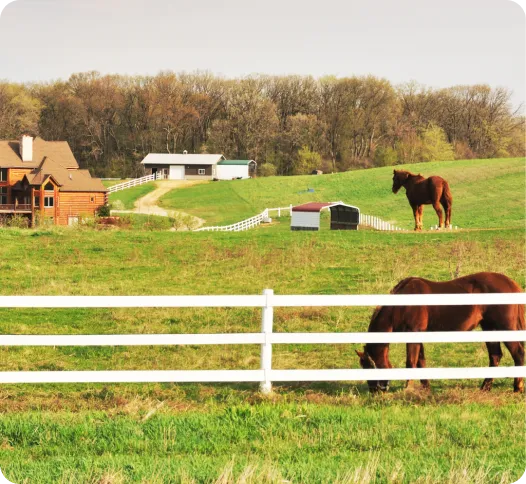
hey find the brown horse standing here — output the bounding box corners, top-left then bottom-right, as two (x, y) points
(392, 170), (453, 231)
(355, 272), (524, 393)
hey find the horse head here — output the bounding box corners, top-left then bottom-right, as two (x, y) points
(355, 346), (391, 392)
(392, 170), (410, 194)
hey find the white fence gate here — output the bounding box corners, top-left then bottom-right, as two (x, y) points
(0, 293), (524, 391)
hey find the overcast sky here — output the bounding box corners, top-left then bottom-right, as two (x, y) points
(0, 0), (524, 109)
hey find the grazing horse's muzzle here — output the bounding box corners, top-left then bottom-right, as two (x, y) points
(368, 381), (390, 393)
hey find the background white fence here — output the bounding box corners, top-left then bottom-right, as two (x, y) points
(0, 292), (524, 391)
(194, 209), (270, 232)
(359, 213), (407, 231)
(108, 172), (166, 193)
(195, 205), (412, 233)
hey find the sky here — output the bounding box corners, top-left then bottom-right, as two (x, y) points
(0, 0), (524, 109)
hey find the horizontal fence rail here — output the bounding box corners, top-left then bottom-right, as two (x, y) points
(194, 209), (269, 232)
(0, 291), (524, 390)
(0, 293), (524, 308)
(108, 173), (166, 193)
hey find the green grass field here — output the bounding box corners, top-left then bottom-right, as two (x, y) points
(159, 158), (525, 229)
(0, 158), (524, 483)
(108, 182), (157, 210)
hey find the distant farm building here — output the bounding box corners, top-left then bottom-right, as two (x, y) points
(216, 160), (257, 180)
(291, 202), (360, 231)
(141, 153), (256, 181)
(0, 135), (107, 226)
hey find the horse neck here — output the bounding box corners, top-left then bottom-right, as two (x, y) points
(365, 308), (392, 363)
(404, 174), (421, 188)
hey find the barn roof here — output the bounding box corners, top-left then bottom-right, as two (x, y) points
(292, 202), (360, 212)
(217, 160), (256, 166)
(141, 153), (225, 166)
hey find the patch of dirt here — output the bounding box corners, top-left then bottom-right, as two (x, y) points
(116, 180), (207, 229)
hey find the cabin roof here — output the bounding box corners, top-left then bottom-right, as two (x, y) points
(27, 157), (107, 192)
(0, 137), (79, 169)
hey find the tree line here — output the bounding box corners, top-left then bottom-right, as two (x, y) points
(0, 71), (523, 177)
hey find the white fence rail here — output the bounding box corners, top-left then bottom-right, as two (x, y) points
(359, 213), (407, 232)
(194, 209), (269, 232)
(195, 205), (410, 233)
(0, 292), (525, 390)
(108, 173), (166, 193)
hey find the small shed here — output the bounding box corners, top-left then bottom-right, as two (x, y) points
(216, 160), (257, 180)
(291, 202), (360, 231)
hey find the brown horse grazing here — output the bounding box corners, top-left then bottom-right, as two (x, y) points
(392, 170), (453, 231)
(355, 272), (525, 393)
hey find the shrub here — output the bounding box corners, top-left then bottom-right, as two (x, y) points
(7, 214), (30, 228)
(374, 146), (398, 167)
(110, 200), (125, 211)
(258, 163), (277, 177)
(97, 204), (111, 217)
(294, 146), (322, 175)
(419, 125), (455, 162)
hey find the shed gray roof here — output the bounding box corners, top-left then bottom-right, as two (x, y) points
(141, 153), (225, 166)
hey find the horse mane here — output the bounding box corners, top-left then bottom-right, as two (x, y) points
(395, 170), (424, 180)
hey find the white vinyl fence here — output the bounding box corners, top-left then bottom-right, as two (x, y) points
(0, 292), (525, 391)
(108, 172), (166, 193)
(359, 214), (407, 232)
(194, 209), (270, 232)
(195, 206), (411, 233)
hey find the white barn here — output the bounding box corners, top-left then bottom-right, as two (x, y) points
(141, 153), (225, 180)
(216, 160), (257, 180)
(141, 153), (256, 181)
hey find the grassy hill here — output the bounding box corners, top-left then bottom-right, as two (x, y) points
(159, 158), (525, 229)
(0, 158), (524, 482)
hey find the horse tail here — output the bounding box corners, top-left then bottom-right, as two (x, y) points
(442, 180), (453, 205)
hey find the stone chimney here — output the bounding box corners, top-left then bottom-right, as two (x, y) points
(20, 135), (33, 162)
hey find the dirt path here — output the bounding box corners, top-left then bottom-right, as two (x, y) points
(115, 180), (207, 229)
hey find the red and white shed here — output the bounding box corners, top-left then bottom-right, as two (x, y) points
(291, 202), (360, 231)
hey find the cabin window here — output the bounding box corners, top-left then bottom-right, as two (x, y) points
(44, 196), (54, 208)
(198, 169), (206, 175)
(0, 169), (7, 182)
(0, 186), (6, 205)
(44, 182), (54, 191)
(90, 196), (95, 203)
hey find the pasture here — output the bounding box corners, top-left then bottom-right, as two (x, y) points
(159, 157), (525, 229)
(0, 157), (524, 483)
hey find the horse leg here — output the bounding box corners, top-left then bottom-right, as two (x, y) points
(416, 206), (424, 231)
(405, 343), (421, 388)
(503, 341), (525, 392)
(432, 202), (444, 229)
(417, 344), (430, 389)
(441, 197), (452, 228)
(411, 205), (419, 231)
(480, 342), (503, 391)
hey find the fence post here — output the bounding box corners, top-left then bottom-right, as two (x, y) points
(260, 288), (274, 394)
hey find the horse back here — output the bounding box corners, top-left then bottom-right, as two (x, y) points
(378, 272), (523, 332)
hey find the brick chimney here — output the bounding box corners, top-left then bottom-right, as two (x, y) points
(20, 135), (33, 162)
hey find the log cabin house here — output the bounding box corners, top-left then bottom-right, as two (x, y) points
(0, 135), (107, 226)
